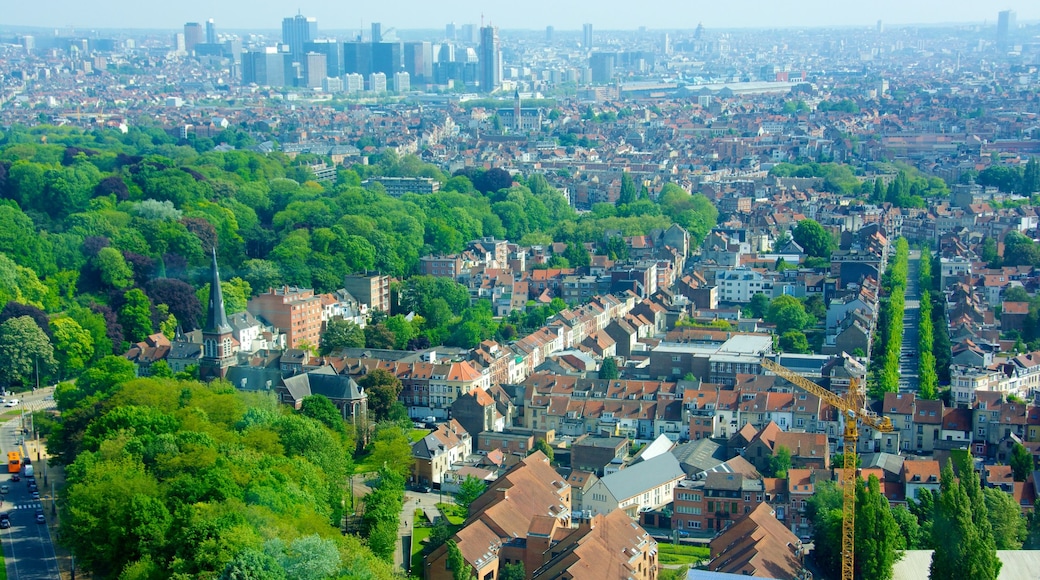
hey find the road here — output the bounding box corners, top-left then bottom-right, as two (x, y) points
(899, 250), (921, 392)
(0, 388), (60, 580)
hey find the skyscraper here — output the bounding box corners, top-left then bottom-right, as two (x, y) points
(446, 22), (456, 41)
(184, 22), (203, 53)
(205, 18), (217, 44)
(342, 41), (374, 77)
(305, 39), (342, 77)
(479, 25), (501, 93)
(583, 23), (594, 49)
(546, 26), (554, 43)
(997, 10), (1017, 46)
(282, 14), (318, 61)
(371, 22), (382, 43)
(404, 41), (433, 83)
(372, 42), (403, 76)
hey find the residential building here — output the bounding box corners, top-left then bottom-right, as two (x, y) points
(707, 503), (808, 578)
(342, 272), (392, 313)
(412, 419), (472, 486)
(581, 453), (686, 517)
(246, 286), (323, 350)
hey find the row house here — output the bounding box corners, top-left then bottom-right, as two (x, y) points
(672, 470), (784, 534)
(879, 393), (945, 454)
(412, 420), (472, 486)
(343, 358), (489, 421)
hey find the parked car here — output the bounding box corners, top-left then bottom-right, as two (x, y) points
(0, 514), (9, 529)
(677, 530), (690, 538)
(35, 510), (45, 524)
(0, 485), (8, 494)
(30, 491), (39, 500)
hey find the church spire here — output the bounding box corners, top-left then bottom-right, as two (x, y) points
(203, 248), (232, 334)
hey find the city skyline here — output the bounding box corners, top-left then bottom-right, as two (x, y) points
(2, 0), (1039, 32)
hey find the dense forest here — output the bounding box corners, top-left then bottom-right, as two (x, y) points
(0, 124), (716, 388)
(39, 355), (400, 580)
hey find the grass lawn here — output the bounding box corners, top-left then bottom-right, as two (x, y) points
(409, 428), (433, 442)
(435, 502), (466, 525)
(657, 543), (709, 566)
(658, 565), (689, 580)
(352, 451), (382, 475)
(410, 525), (432, 577)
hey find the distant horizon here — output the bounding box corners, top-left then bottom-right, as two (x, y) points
(1, 0), (1038, 34)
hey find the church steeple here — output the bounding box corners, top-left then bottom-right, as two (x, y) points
(200, 247), (236, 381)
(204, 248), (232, 335)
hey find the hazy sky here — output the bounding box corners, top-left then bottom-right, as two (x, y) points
(2, 0), (1037, 32)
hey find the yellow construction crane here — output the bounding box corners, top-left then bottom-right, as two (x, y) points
(760, 358), (893, 580)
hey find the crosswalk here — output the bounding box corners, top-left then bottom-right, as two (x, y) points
(2, 502), (43, 510)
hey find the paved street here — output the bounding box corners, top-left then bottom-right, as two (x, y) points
(899, 250), (921, 392)
(0, 387), (60, 580)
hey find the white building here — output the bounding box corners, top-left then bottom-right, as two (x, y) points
(394, 71), (410, 93)
(581, 453), (686, 517)
(344, 73), (364, 93)
(716, 267), (774, 304)
(368, 72), (387, 93)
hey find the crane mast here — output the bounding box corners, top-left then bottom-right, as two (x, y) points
(760, 358), (893, 580)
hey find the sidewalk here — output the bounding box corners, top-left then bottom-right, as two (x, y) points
(22, 432), (73, 579)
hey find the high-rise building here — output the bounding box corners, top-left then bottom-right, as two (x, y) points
(446, 22), (456, 41)
(344, 73), (364, 93)
(174, 32), (185, 54)
(303, 52), (327, 88)
(589, 52), (616, 84)
(404, 41), (433, 83)
(479, 25), (501, 93)
(243, 47), (289, 86)
(583, 23), (594, 49)
(371, 22), (383, 43)
(876, 19), (883, 34)
(304, 39), (341, 77)
(546, 26), (554, 43)
(205, 18), (217, 44)
(342, 41), (373, 77)
(184, 22), (203, 53)
(394, 71), (410, 93)
(369, 72), (388, 93)
(997, 10), (1017, 46)
(372, 42), (403, 76)
(282, 14), (318, 61)
(460, 24), (477, 44)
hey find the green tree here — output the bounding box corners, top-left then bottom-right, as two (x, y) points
(319, 319), (365, 355)
(0, 315), (56, 388)
(778, 330), (811, 353)
(749, 293), (770, 318)
(454, 475), (487, 513)
(767, 445), (791, 478)
(446, 540), (474, 580)
(119, 288), (154, 344)
(599, 357), (620, 380)
(930, 458), (1001, 580)
(618, 172), (637, 205)
(793, 219), (832, 258)
(359, 369), (404, 422)
(500, 562), (525, 580)
(299, 395), (346, 435)
(1011, 442), (1033, 482)
(530, 439), (555, 462)
(94, 246), (134, 289)
(766, 295), (813, 334)
(50, 316), (94, 378)
(892, 505), (923, 549)
(220, 548), (286, 580)
(983, 487), (1026, 550)
(855, 475), (901, 580)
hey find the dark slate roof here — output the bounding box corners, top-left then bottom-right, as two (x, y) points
(226, 366), (283, 393)
(282, 368), (365, 402)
